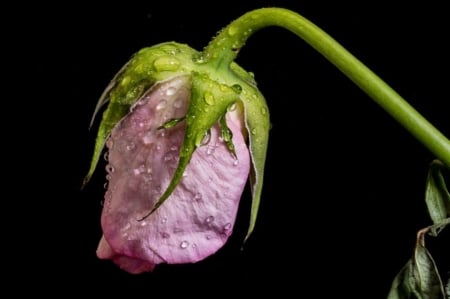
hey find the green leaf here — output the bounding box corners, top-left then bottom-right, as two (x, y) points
(425, 160), (450, 224)
(387, 220), (449, 299)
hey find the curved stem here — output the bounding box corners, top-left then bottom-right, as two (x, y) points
(203, 7), (450, 167)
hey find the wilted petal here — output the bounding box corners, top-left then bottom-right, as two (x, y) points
(96, 75), (250, 273)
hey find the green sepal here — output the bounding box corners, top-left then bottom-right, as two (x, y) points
(240, 85), (270, 242)
(139, 71), (241, 219)
(83, 42), (202, 187)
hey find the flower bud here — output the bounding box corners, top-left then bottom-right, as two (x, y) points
(86, 42), (270, 273)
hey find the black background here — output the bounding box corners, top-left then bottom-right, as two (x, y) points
(18, 0), (449, 296)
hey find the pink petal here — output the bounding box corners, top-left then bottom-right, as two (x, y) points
(96, 75), (250, 273)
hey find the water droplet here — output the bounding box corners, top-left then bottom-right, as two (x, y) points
(156, 144), (161, 151)
(153, 56), (180, 71)
(142, 133), (152, 145)
(180, 240), (189, 249)
(231, 84), (242, 94)
(103, 151), (109, 161)
(105, 164), (114, 174)
(133, 64), (145, 74)
(261, 107), (267, 115)
(156, 99), (167, 110)
(106, 174), (111, 181)
(161, 217), (168, 224)
(126, 142), (136, 151)
(206, 145), (215, 155)
(174, 98), (183, 108)
(103, 182), (108, 189)
(164, 153), (173, 162)
(233, 159), (239, 166)
(133, 164), (146, 175)
(251, 128), (257, 135)
(120, 76), (131, 87)
(166, 87), (176, 96)
(192, 243), (197, 248)
(244, 28), (253, 36)
(161, 232), (170, 238)
(228, 24), (238, 36)
(201, 131), (211, 146)
(192, 53), (206, 64)
(160, 44), (179, 55)
(106, 138), (114, 149)
(193, 193), (202, 201)
(227, 103), (237, 112)
(223, 223), (232, 231)
(122, 223), (131, 231)
(205, 216), (215, 223)
(140, 221), (148, 226)
(203, 92), (215, 105)
(206, 235), (212, 240)
(170, 145), (178, 151)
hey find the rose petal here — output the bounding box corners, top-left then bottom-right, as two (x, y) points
(97, 75), (250, 273)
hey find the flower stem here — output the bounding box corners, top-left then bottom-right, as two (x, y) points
(203, 7), (450, 167)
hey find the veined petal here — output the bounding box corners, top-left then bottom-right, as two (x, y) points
(97, 75), (250, 273)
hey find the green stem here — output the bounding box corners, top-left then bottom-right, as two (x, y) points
(203, 7), (450, 167)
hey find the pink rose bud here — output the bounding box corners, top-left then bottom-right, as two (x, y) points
(85, 42), (270, 273)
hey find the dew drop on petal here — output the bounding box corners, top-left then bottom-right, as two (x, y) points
(223, 223), (232, 231)
(174, 98), (183, 108)
(193, 193), (202, 201)
(106, 138), (114, 149)
(166, 86), (176, 96)
(156, 99), (167, 111)
(205, 216), (214, 223)
(161, 232), (170, 238)
(180, 240), (189, 249)
(142, 133), (152, 145)
(105, 164), (115, 174)
(206, 146), (215, 155)
(126, 142), (136, 151)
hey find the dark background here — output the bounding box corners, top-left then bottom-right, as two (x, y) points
(19, 0), (449, 296)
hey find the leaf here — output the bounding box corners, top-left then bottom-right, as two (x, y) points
(387, 221), (449, 299)
(425, 160), (450, 224)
